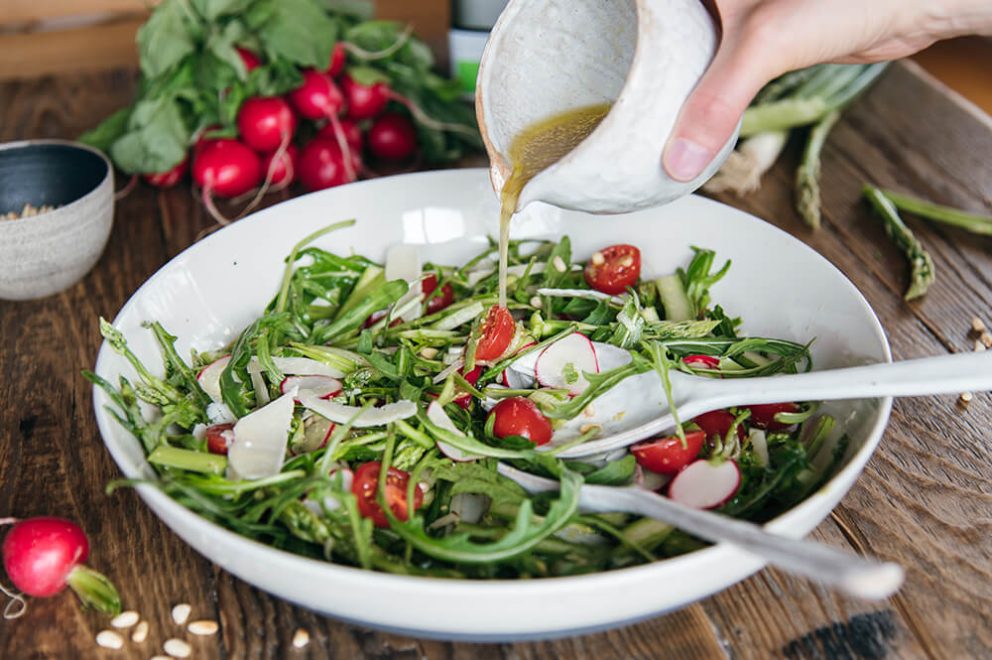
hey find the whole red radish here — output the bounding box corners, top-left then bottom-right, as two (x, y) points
(260, 145), (298, 188)
(193, 139), (262, 198)
(326, 42), (346, 77)
(2, 517), (121, 615)
(368, 112), (417, 161)
(289, 69), (345, 120)
(298, 138), (356, 191)
(236, 47), (261, 72)
(194, 125), (224, 154)
(318, 118), (363, 151)
(143, 157), (188, 188)
(341, 75), (389, 120)
(237, 97), (297, 153)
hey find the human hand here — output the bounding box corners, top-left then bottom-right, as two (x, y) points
(663, 0), (992, 182)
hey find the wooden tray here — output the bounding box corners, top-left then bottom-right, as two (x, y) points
(0, 60), (989, 658)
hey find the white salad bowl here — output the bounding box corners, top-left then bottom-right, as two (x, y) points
(92, 169), (892, 641)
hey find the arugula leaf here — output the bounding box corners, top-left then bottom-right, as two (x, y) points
(433, 462), (527, 507)
(389, 470), (582, 563)
(137, 2), (198, 79)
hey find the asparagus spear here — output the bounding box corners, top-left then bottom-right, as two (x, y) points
(863, 185), (935, 301)
(795, 111), (840, 229)
(880, 189), (992, 236)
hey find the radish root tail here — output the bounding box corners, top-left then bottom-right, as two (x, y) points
(1, 581), (26, 620)
(327, 114), (358, 182)
(386, 92), (477, 137)
(343, 26), (413, 61)
(113, 175), (138, 202)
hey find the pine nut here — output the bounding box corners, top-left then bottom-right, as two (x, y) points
(292, 628), (311, 648)
(579, 423), (602, 435)
(163, 638), (192, 658)
(131, 620), (149, 643)
(553, 256), (568, 272)
(529, 296), (543, 308)
(188, 619), (219, 636)
(975, 340), (987, 352)
(419, 347), (439, 360)
(959, 392), (973, 404)
(971, 316), (986, 334)
(96, 630), (124, 650)
(171, 603), (192, 625)
(982, 332), (992, 348)
(589, 252), (604, 266)
(111, 610), (140, 628)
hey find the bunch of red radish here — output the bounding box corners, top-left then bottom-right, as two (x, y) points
(143, 44), (420, 220)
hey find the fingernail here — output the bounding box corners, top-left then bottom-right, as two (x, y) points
(664, 138), (712, 182)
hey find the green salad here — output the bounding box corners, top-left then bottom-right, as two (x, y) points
(88, 220), (846, 578)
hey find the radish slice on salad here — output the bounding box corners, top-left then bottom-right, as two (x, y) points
(229, 390), (296, 479)
(300, 394), (417, 427)
(294, 414), (336, 453)
(197, 355), (231, 402)
(426, 400), (480, 462)
(535, 333), (599, 395)
(667, 459), (741, 510)
(281, 375), (342, 400)
(635, 465), (670, 492)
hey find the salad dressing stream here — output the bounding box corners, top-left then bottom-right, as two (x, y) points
(497, 104), (611, 306)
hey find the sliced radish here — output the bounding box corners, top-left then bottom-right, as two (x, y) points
(281, 375), (342, 400)
(197, 355), (231, 402)
(426, 400), (480, 462)
(300, 394), (417, 427)
(667, 459), (741, 510)
(229, 389), (296, 479)
(535, 333), (599, 395)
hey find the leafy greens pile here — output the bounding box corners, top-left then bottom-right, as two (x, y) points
(89, 224), (849, 578)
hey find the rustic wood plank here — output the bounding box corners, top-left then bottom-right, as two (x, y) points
(2, 0), (147, 26)
(2, 60), (991, 659)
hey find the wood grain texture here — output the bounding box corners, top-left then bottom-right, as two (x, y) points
(1, 60), (990, 659)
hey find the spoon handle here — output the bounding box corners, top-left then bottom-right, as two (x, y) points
(697, 350), (992, 409)
(498, 464), (904, 600)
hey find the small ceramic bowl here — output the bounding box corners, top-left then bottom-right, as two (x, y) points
(0, 140), (114, 301)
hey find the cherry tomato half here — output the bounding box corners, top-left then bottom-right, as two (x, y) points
(747, 402), (800, 431)
(631, 430), (705, 475)
(489, 397), (553, 446)
(475, 306), (515, 362)
(692, 410), (745, 441)
(683, 354), (720, 369)
(205, 423), (235, 455)
(352, 461), (423, 528)
(584, 244), (641, 295)
(453, 366), (482, 410)
(422, 273), (455, 314)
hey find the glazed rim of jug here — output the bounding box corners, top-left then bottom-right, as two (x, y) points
(476, 0), (727, 212)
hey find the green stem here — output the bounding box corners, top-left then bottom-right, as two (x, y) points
(881, 189), (992, 236)
(149, 445), (227, 475)
(795, 110), (840, 230)
(276, 220), (356, 314)
(863, 185), (936, 301)
(65, 565), (122, 616)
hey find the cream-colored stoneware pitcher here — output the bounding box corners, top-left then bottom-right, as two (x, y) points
(477, 0), (737, 214)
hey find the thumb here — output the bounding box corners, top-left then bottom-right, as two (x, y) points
(663, 40), (773, 182)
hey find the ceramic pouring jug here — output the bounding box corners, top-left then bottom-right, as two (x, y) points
(476, 0), (737, 215)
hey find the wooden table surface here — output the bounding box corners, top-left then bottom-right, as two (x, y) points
(1, 60), (990, 659)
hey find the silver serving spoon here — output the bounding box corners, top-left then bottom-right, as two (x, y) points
(557, 350), (992, 459)
(497, 463), (905, 600)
